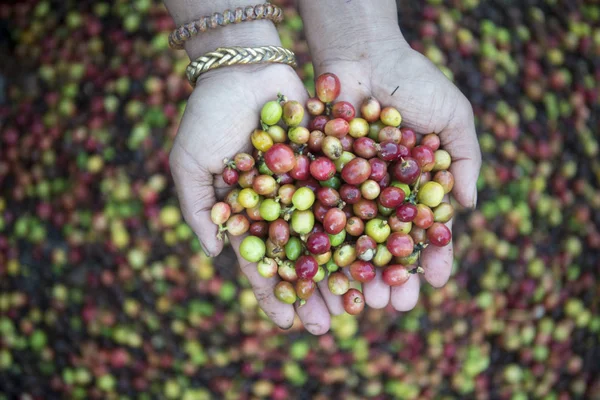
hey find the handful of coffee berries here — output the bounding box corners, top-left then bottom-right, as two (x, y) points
(210, 73), (454, 314)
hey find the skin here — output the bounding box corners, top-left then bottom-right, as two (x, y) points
(166, 0), (481, 333)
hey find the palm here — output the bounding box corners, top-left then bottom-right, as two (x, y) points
(315, 46), (480, 310)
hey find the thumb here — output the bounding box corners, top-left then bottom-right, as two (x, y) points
(440, 96), (481, 208)
(169, 147), (224, 257)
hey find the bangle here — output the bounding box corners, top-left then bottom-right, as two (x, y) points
(169, 3), (284, 50)
(186, 46), (297, 86)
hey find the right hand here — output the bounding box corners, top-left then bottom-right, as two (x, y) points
(169, 64), (334, 334)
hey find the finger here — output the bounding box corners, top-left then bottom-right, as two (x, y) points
(228, 235), (295, 329)
(317, 279), (345, 315)
(390, 273), (420, 311)
(362, 268), (390, 309)
(421, 218), (453, 288)
(295, 290), (331, 335)
(442, 96), (481, 208)
(169, 146), (224, 257)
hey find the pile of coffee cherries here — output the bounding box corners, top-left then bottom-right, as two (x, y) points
(210, 73), (454, 314)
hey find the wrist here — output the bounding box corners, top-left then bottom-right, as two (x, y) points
(164, 0), (283, 60)
(298, 0), (407, 66)
(184, 22), (282, 60)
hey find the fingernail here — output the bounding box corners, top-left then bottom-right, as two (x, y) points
(199, 239), (211, 257)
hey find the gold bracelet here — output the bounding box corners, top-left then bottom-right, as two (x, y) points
(186, 46), (297, 86)
(169, 3), (284, 50)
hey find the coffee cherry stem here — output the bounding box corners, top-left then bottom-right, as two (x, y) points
(223, 158), (236, 169)
(409, 266), (425, 274)
(281, 206), (296, 221)
(277, 92), (287, 104)
(216, 225), (228, 240)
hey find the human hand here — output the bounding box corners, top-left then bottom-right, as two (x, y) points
(299, 0), (481, 312)
(169, 64), (334, 334)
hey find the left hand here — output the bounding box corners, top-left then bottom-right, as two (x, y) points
(309, 34), (481, 312)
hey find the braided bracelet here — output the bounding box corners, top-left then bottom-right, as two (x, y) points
(186, 45), (297, 86)
(169, 3), (284, 50)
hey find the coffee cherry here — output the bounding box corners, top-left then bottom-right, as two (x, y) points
(373, 244), (393, 267)
(315, 72), (341, 103)
(388, 215), (412, 234)
(334, 151), (357, 173)
(386, 232), (414, 257)
(240, 236), (266, 262)
(360, 179), (381, 200)
(238, 188), (260, 209)
(282, 100), (305, 127)
(226, 214), (250, 236)
(278, 260), (298, 282)
(343, 289), (365, 315)
(412, 145), (436, 172)
(306, 232), (331, 255)
(421, 133), (440, 151)
(267, 125), (287, 143)
(274, 281), (297, 304)
(218, 192), (237, 216)
(288, 126), (310, 144)
(211, 202), (231, 226)
(322, 136), (343, 160)
(223, 167), (239, 186)
(396, 203), (418, 222)
(310, 157), (337, 181)
(413, 204), (434, 230)
(353, 137), (377, 158)
(339, 134), (354, 152)
(328, 272), (350, 295)
(380, 106), (402, 126)
(328, 230), (347, 247)
(251, 129), (274, 152)
(342, 157), (371, 185)
(291, 210), (315, 234)
(257, 257), (278, 278)
(427, 222), (452, 246)
(433, 202), (454, 223)
(253, 175), (277, 196)
(365, 218), (391, 243)
(392, 157), (420, 184)
(250, 221), (269, 238)
(417, 181), (445, 208)
(382, 265), (411, 286)
(340, 184), (361, 204)
(317, 187), (341, 207)
(379, 187), (406, 208)
(433, 170), (455, 193)
(349, 260), (376, 283)
(349, 117), (370, 138)
(345, 216), (365, 236)
(295, 255), (319, 280)
(333, 243), (357, 267)
(409, 227), (427, 244)
(331, 101), (356, 121)
(323, 208), (347, 235)
(350, 199), (376, 220)
(369, 158), (388, 181)
(356, 235), (377, 261)
(269, 219), (290, 246)
(399, 127), (417, 149)
(432, 149), (452, 171)
(296, 279), (316, 300)
(360, 97), (381, 122)
(261, 100), (283, 125)
(284, 236), (303, 261)
(259, 198), (281, 221)
(324, 118), (350, 138)
(289, 154), (310, 181)
(306, 97), (325, 116)
(264, 144), (296, 174)
(378, 126), (401, 143)
(292, 187), (316, 211)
